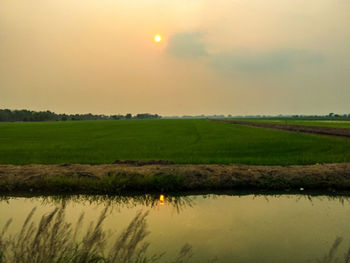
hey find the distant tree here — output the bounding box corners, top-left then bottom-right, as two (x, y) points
(111, 115), (123, 120)
(0, 109), (162, 122)
(135, 113), (161, 119)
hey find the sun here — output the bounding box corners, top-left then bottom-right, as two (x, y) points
(154, 34), (162, 43)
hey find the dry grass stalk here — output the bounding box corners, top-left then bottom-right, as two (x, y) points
(0, 205), (199, 263)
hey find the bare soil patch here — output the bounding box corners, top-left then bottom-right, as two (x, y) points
(214, 120), (350, 138)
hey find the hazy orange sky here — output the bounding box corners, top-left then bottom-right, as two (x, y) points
(1, 0), (349, 116)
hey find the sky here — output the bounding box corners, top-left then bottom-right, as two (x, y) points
(0, 0), (349, 116)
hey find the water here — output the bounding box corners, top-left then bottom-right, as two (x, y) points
(1, 194), (350, 262)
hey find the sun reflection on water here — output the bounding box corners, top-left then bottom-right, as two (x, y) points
(159, 194), (165, 205)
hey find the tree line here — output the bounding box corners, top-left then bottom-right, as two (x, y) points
(0, 109), (161, 122)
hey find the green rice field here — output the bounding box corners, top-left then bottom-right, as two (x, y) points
(0, 119), (350, 165)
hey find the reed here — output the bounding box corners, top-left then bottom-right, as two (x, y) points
(317, 237), (350, 263)
(0, 205), (194, 263)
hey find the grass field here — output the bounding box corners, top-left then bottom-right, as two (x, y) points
(0, 119), (350, 165)
(230, 119), (350, 129)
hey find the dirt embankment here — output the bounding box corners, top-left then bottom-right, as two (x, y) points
(0, 163), (350, 193)
(213, 120), (350, 139)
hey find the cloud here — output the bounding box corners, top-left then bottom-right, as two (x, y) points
(166, 32), (207, 58)
(166, 31), (324, 73)
(210, 49), (324, 73)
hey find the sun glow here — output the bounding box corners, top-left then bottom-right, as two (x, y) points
(154, 34), (162, 43)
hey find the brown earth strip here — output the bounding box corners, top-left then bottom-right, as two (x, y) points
(0, 163), (350, 193)
(112, 160), (175, 165)
(213, 119), (350, 138)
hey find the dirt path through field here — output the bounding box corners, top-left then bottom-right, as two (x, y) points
(213, 120), (350, 139)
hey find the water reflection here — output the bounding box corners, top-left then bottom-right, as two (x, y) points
(1, 204), (350, 263)
(1, 193), (350, 262)
(0, 194), (195, 213)
(159, 194), (165, 205)
(1, 192), (350, 213)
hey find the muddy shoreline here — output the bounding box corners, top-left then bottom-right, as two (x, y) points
(1, 163), (350, 194)
(213, 119), (350, 138)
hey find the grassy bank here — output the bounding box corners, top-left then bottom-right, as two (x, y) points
(1, 163), (349, 194)
(1, 119), (350, 165)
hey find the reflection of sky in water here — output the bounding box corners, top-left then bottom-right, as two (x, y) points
(0, 0), (349, 115)
(1, 194), (350, 262)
